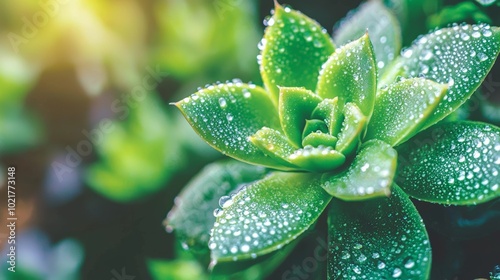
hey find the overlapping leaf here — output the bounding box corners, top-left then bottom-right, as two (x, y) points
(175, 83), (290, 169)
(279, 87), (322, 147)
(333, 0), (402, 77)
(328, 185), (431, 279)
(209, 172), (331, 262)
(397, 122), (500, 205)
(322, 140), (397, 200)
(165, 160), (268, 251)
(317, 34), (377, 119)
(366, 78), (448, 146)
(384, 24), (500, 129)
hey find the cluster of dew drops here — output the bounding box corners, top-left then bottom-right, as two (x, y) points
(399, 23), (496, 100)
(257, 5), (330, 71)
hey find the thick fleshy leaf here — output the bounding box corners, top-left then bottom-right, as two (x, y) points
(335, 103), (367, 156)
(302, 132), (338, 148)
(317, 33), (377, 118)
(333, 0), (402, 76)
(288, 145), (346, 172)
(302, 119), (328, 138)
(249, 127), (297, 168)
(396, 121), (500, 205)
(328, 185), (431, 279)
(279, 87), (322, 147)
(175, 83), (289, 169)
(322, 140), (397, 200)
(386, 24), (500, 129)
(260, 4), (335, 104)
(209, 172), (331, 262)
(311, 98), (342, 135)
(211, 240), (296, 278)
(366, 78), (448, 146)
(165, 160), (268, 252)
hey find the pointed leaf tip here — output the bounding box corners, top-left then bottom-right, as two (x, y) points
(317, 33), (376, 119)
(261, 5), (335, 103)
(366, 78), (448, 146)
(176, 83), (293, 170)
(386, 24), (500, 129)
(333, 0), (402, 77)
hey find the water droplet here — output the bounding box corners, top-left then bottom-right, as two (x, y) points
(477, 52), (488, 62)
(241, 244), (250, 253)
(226, 114), (234, 122)
(230, 246), (238, 253)
(219, 196), (233, 208)
(402, 49), (413, 58)
(377, 261), (386, 269)
(213, 208), (223, 217)
(263, 16), (275, 27)
(392, 267), (402, 278)
(448, 77), (455, 86)
(218, 98), (227, 109)
(419, 50), (433, 61)
(404, 257), (415, 269)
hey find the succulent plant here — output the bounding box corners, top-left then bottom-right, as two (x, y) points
(167, 2), (500, 278)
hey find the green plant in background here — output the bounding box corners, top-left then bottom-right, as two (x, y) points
(0, 46), (42, 155)
(152, 0), (261, 81)
(85, 93), (184, 202)
(166, 1), (500, 279)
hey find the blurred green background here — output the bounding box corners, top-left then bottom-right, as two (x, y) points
(0, 0), (499, 279)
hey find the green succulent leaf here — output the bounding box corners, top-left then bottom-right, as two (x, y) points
(302, 132), (338, 148)
(165, 160), (268, 252)
(288, 146), (346, 172)
(302, 119), (328, 138)
(317, 33), (377, 119)
(328, 185), (431, 279)
(335, 103), (367, 156)
(279, 87), (322, 147)
(396, 121), (500, 205)
(249, 127), (297, 168)
(366, 78), (448, 146)
(175, 83), (290, 169)
(333, 0), (402, 77)
(209, 172), (331, 262)
(385, 24), (500, 129)
(311, 97), (342, 135)
(260, 4), (335, 104)
(211, 240), (297, 279)
(322, 139), (397, 200)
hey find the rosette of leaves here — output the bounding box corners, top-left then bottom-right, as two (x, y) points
(167, 2), (500, 279)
